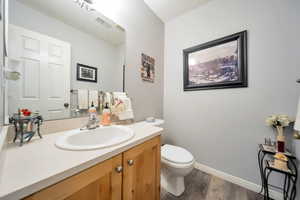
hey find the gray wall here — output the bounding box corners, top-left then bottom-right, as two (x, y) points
(164, 0), (300, 190)
(95, 0), (165, 121)
(9, 0), (124, 92)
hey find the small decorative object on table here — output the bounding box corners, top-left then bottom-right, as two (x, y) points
(274, 152), (288, 171)
(9, 109), (43, 146)
(265, 114), (292, 153)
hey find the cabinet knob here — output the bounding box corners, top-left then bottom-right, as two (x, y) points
(127, 160), (134, 166)
(115, 166), (123, 173)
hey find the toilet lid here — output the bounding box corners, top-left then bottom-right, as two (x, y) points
(161, 144), (194, 164)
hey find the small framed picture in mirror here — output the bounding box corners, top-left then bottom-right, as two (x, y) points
(77, 63), (98, 83)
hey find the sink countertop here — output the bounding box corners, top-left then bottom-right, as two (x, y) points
(0, 122), (163, 200)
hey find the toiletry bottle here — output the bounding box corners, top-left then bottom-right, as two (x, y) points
(88, 102), (97, 120)
(101, 103), (111, 126)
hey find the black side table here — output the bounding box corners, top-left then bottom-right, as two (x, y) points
(258, 144), (298, 200)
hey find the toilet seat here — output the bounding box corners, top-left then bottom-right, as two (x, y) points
(161, 144), (194, 165)
(161, 157), (194, 169)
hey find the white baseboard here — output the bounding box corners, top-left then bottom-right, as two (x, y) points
(194, 162), (282, 200)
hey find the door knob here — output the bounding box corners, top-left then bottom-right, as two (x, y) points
(127, 160), (134, 166)
(115, 166), (123, 173)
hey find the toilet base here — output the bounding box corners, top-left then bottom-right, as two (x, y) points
(161, 169), (185, 196)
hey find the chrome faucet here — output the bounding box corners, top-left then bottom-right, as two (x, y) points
(81, 104), (100, 130)
(82, 115), (99, 130)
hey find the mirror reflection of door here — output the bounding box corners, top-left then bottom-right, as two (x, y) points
(8, 25), (71, 120)
(7, 0), (126, 121)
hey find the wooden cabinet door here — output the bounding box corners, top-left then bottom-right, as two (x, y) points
(123, 136), (161, 200)
(24, 155), (123, 200)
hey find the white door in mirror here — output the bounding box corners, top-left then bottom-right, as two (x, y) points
(55, 125), (135, 151)
(8, 25), (71, 120)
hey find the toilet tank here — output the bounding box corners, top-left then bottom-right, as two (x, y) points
(144, 118), (165, 143)
(147, 119), (164, 127)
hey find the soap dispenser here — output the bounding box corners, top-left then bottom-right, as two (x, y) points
(101, 103), (111, 126)
(88, 102), (97, 120)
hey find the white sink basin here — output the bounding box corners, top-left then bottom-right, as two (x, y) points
(55, 125), (134, 151)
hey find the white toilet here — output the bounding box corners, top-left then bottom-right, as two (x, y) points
(146, 118), (195, 196)
(161, 144), (194, 196)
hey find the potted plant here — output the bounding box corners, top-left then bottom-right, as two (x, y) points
(265, 114), (292, 152)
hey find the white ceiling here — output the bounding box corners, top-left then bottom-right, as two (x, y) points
(144, 0), (210, 22)
(17, 0), (125, 45)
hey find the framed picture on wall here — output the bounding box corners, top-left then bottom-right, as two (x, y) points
(76, 63), (98, 83)
(140, 53), (155, 83)
(183, 30), (247, 91)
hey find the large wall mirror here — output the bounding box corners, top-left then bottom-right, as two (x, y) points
(6, 0), (126, 121)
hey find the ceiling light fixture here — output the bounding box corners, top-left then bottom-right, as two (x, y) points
(73, 0), (95, 12)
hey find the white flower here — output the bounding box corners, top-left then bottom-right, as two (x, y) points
(265, 118), (274, 126)
(278, 114), (291, 127)
(265, 115), (277, 126)
(265, 114), (291, 127)
(278, 114), (288, 119)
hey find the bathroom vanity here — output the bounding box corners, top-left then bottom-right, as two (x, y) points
(0, 122), (162, 200)
(25, 136), (161, 200)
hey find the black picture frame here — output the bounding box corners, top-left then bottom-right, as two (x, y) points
(183, 30), (248, 91)
(76, 63), (98, 83)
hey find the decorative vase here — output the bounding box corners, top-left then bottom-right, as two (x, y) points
(277, 135), (285, 153)
(276, 126), (285, 153)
